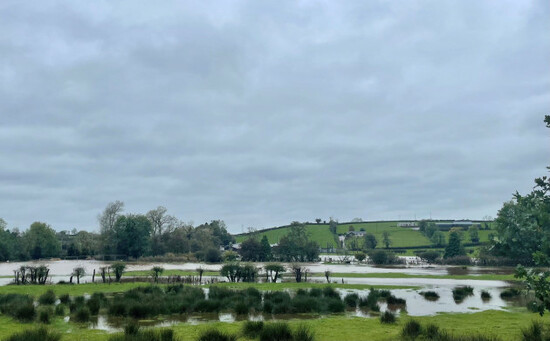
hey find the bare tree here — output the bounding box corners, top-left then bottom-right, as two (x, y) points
(146, 206), (179, 235)
(98, 201), (124, 254)
(72, 267), (86, 284)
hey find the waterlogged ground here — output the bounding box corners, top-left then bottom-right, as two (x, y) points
(0, 258), (522, 328)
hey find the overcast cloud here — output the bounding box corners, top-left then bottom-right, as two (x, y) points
(1, 1), (549, 233)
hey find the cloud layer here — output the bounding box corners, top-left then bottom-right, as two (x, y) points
(1, 1), (549, 232)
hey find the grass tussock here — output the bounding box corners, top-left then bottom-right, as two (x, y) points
(452, 286), (474, 303)
(197, 329), (237, 341)
(4, 326), (61, 341)
(400, 319), (503, 341)
(419, 291), (440, 301)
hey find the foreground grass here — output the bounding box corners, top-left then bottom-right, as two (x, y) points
(0, 310), (544, 341)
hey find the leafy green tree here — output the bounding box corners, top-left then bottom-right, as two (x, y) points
(98, 201), (124, 256)
(430, 231), (446, 247)
(24, 222), (61, 259)
(364, 233), (377, 249)
(239, 237), (262, 261)
(113, 215), (152, 258)
(418, 220), (428, 232)
(274, 224), (319, 262)
(424, 223), (438, 238)
(329, 219), (338, 234)
(72, 267), (86, 284)
(205, 247), (222, 262)
(110, 262), (126, 282)
(468, 226), (480, 243)
(221, 262), (242, 282)
(355, 252), (366, 262)
(264, 263), (285, 282)
(260, 235), (271, 261)
(444, 231), (465, 259)
(223, 250), (239, 262)
(382, 231), (392, 249)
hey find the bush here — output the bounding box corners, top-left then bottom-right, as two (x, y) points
(293, 324), (315, 341)
(452, 286), (474, 303)
(4, 327), (61, 341)
(500, 288), (521, 300)
(234, 301), (249, 315)
(401, 319), (422, 340)
(369, 250), (401, 265)
(325, 298), (345, 313)
(344, 293), (359, 307)
(197, 329), (237, 341)
(418, 251), (440, 263)
(481, 291), (492, 301)
(242, 321), (264, 338)
(260, 323), (293, 341)
(38, 307), (53, 324)
(386, 295), (406, 306)
(73, 306), (91, 323)
(205, 248), (222, 263)
(55, 304), (66, 316)
(419, 291), (440, 301)
(38, 290), (56, 305)
(521, 321), (543, 341)
(87, 296), (101, 315)
(322, 286), (340, 299)
(15, 304), (36, 322)
(380, 310), (396, 324)
(59, 294), (70, 305)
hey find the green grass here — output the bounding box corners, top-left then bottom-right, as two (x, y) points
(236, 224), (338, 248)
(0, 282), (154, 297)
(0, 310), (543, 341)
(235, 220), (496, 250)
(124, 270), (219, 277)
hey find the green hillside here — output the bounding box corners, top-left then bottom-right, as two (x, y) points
(235, 224), (338, 248)
(234, 220), (494, 250)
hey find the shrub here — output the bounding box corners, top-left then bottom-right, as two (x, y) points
(386, 295), (406, 306)
(72, 306), (91, 323)
(325, 298), (345, 313)
(521, 321), (543, 341)
(401, 319), (422, 340)
(38, 307), (53, 324)
(259, 323), (293, 341)
(109, 302), (128, 316)
(87, 296), (101, 315)
(380, 310), (396, 324)
(344, 293), (359, 307)
(293, 324), (315, 341)
(425, 324), (440, 339)
(355, 252), (366, 262)
(500, 288), (521, 300)
(322, 286), (340, 299)
(38, 290), (56, 305)
(481, 291), (492, 301)
(59, 294), (70, 305)
(205, 248), (222, 263)
(4, 327), (61, 341)
(15, 304), (36, 322)
(242, 321), (264, 338)
(452, 286), (474, 303)
(418, 251), (440, 263)
(55, 304), (66, 316)
(419, 291), (440, 301)
(197, 329), (237, 341)
(234, 301), (249, 315)
(124, 321), (140, 335)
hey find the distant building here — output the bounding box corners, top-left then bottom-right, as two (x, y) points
(435, 221), (480, 231)
(398, 222), (418, 228)
(346, 230), (366, 237)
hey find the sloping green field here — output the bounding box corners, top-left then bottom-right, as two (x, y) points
(235, 221), (494, 249)
(235, 224), (338, 247)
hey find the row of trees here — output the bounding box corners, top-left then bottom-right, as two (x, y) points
(0, 202), (235, 261)
(239, 223), (320, 262)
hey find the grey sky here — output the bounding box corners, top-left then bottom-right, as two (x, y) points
(1, 1), (549, 233)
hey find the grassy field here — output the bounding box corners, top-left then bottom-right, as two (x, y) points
(235, 220), (495, 250)
(0, 310), (542, 341)
(235, 224), (338, 248)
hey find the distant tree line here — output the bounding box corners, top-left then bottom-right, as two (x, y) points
(0, 201), (234, 262)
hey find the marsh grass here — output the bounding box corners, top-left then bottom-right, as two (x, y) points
(259, 322), (293, 341)
(4, 326), (61, 341)
(380, 311), (396, 324)
(419, 291), (440, 301)
(197, 329), (237, 341)
(500, 288), (521, 300)
(453, 286), (474, 303)
(38, 290), (56, 305)
(480, 291), (491, 301)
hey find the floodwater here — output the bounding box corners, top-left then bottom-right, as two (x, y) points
(0, 259), (516, 289)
